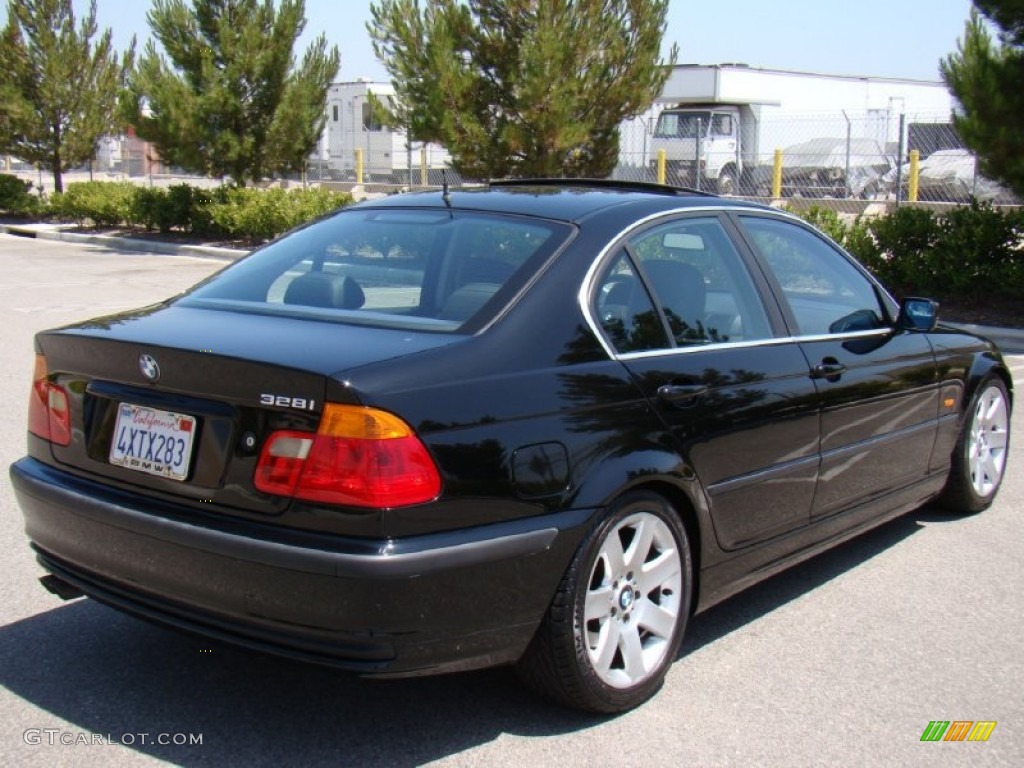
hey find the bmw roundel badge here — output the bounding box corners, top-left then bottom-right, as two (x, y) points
(139, 353), (161, 383)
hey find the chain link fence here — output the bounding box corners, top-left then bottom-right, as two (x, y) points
(611, 109), (1019, 206)
(3, 111), (1019, 207)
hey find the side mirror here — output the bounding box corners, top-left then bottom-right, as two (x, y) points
(897, 297), (939, 331)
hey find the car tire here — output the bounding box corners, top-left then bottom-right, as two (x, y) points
(516, 491), (692, 713)
(717, 170), (737, 196)
(939, 377), (1011, 513)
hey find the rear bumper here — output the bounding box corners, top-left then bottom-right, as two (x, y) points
(10, 457), (593, 676)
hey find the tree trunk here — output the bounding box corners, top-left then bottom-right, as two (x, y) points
(52, 123), (64, 194)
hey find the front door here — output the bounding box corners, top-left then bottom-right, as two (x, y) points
(734, 214), (939, 519)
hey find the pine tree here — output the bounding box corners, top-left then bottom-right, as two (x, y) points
(125, 0), (340, 186)
(0, 0), (134, 193)
(941, 1), (1024, 196)
(368, 0), (676, 179)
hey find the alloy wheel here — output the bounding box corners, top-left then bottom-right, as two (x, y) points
(583, 511), (683, 688)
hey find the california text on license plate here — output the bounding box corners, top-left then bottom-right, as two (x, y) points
(109, 403), (196, 481)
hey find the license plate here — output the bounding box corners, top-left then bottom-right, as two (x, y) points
(109, 403), (196, 481)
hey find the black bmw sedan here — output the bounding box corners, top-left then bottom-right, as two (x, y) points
(10, 180), (1013, 713)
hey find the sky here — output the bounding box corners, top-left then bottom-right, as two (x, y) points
(1, 0), (976, 83)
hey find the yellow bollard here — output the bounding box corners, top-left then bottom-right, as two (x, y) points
(657, 149), (666, 185)
(908, 149), (920, 203)
(420, 148), (428, 187)
(772, 149), (783, 199)
(355, 148), (364, 185)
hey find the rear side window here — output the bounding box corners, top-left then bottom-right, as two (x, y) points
(594, 250), (670, 353)
(593, 216), (773, 354)
(627, 217), (772, 346)
(180, 210), (570, 332)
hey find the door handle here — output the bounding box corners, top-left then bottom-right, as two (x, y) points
(657, 384), (708, 405)
(811, 359), (847, 381)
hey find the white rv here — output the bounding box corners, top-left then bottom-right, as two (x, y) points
(323, 81), (451, 182)
(642, 64), (955, 196)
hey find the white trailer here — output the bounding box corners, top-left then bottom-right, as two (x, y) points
(642, 64), (955, 196)
(323, 81), (451, 182)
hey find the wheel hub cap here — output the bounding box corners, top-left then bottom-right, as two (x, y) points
(618, 585), (635, 610)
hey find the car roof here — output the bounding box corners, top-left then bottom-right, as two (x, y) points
(352, 179), (773, 223)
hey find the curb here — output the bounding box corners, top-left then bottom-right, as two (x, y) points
(0, 223), (250, 261)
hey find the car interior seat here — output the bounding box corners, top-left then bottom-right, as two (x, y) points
(283, 272), (366, 310)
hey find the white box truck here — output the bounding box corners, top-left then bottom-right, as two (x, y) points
(323, 80), (451, 183)
(646, 64), (954, 196)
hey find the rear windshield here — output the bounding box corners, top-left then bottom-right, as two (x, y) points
(178, 208), (572, 332)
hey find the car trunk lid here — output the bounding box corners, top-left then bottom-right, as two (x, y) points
(34, 304), (460, 515)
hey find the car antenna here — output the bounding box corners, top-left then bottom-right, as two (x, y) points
(441, 169), (452, 213)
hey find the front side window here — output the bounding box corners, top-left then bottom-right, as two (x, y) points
(711, 114), (733, 136)
(180, 210), (570, 332)
(654, 111), (712, 139)
(740, 216), (887, 336)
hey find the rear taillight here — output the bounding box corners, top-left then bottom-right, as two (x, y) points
(254, 403), (442, 508)
(28, 354), (71, 446)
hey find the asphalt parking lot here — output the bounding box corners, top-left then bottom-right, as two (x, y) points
(1, 233), (1022, 767)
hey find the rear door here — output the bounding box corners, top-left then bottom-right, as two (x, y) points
(591, 213), (820, 551)
(733, 214), (940, 519)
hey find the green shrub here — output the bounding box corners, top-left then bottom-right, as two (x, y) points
(290, 187), (352, 224)
(865, 206), (940, 297)
(796, 205), (848, 245)
(841, 217), (879, 267)
(862, 203), (1024, 301)
(10, 177), (351, 238)
(51, 181), (138, 227)
(131, 187), (166, 231)
(0, 174), (40, 215)
(795, 201), (1024, 302)
(203, 185), (351, 241)
(206, 187), (278, 240)
(166, 183), (206, 232)
(131, 183), (205, 233)
(792, 205), (880, 273)
(933, 200), (1024, 300)
(175, 186), (218, 237)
